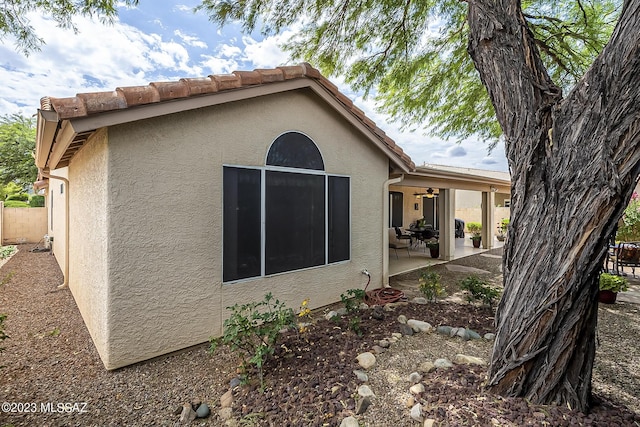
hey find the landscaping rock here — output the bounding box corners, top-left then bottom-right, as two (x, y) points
(410, 403), (424, 422)
(353, 369), (369, 382)
(378, 338), (391, 348)
(325, 310), (338, 320)
(453, 354), (487, 366)
(220, 390), (233, 408)
(340, 416), (360, 427)
(229, 377), (241, 388)
(179, 403), (197, 423)
(372, 306), (385, 320)
(195, 403), (210, 418)
(412, 297), (428, 304)
(399, 323), (414, 336)
(355, 396), (372, 415)
(484, 333), (496, 340)
(357, 384), (375, 398)
(410, 383), (425, 395)
(372, 345), (387, 354)
(218, 407), (233, 421)
(407, 319), (433, 333)
(408, 372), (423, 384)
(397, 314), (408, 324)
(436, 325), (453, 336)
(356, 352), (376, 370)
(418, 361), (436, 373)
(434, 358), (453, 369)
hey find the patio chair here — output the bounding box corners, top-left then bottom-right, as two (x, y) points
(389, 228), (411, 259)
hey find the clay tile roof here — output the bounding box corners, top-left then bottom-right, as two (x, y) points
(39, 62), (414, 171)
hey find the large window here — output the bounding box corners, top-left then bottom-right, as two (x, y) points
(223, 132), (350, 282)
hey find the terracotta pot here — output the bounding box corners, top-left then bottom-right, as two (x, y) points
(598, 290), (617, 304)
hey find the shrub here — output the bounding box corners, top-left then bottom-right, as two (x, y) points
(460, 275), (501, 306)
(599, 273), (629, 293)
(3, 200), (29, 208)
(29, 195), (45, 207)
(0, 245), (17, 260)
(340, 289), (366, 313)
(5, 193), (28, 202)
(617, 192), (640, 241)
(467, 222), (482, 238)
(209, 293), (295, 390)
(419, 268), (445, 301)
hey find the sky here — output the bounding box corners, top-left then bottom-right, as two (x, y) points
(0, 0), (508, 172)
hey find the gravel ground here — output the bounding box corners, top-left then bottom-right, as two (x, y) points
(0, 245), (639, 426)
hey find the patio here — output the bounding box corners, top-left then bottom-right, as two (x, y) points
(389, 236), (505, 277)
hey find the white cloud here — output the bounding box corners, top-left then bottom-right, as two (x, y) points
(240, 32), (295, 68)
(174, 30), (208, 49)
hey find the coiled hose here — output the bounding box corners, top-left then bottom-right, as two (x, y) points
(362, 273), (405, 305)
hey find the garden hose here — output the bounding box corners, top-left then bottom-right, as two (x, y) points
(362, 272), (406, 305)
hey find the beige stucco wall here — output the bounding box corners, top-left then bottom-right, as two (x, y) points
(66, 131), (110, 362)
(47, 167), (68, 276)
(72, 89), (390, 369)
(1, 206), (47, 245)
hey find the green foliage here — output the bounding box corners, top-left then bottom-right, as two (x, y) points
(197, 0), (618, 143)
(599, 273), (629, 293)
(467, 222), (482, 238)
(1, 182), (24, 201)
(0, 115), (37, 189)
(3, 200), (29, 208)
(209, 293), (295, 390)
(617, 193), (640, 242)
(419, 268), (445, 301)
(0, 246), (17, 260)
(0, 0), (140, 54)
(5, 193), (28, 202)
(460, 275), (501, 306)
(347, 316), (362, 337)
(340, 289), (366, 313)
(29, 195), (45, 207)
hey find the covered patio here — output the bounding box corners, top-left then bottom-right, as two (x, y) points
(389, 235), (505, 277)
(383, 164), (511, 282)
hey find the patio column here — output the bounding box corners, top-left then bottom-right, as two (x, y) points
(481, 190), (495, 249)
(438, 188), (456, 261)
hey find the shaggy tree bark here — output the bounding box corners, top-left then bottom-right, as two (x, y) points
(467, 0), (640, 412)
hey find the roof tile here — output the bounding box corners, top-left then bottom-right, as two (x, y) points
(39, 63), (414, 171)
(180, 77), (219, 95)
(211, 74), (242, 90)
(78, 91), (127, 115)
(116, 86), (160, 107)
(150, 81), (190, 101)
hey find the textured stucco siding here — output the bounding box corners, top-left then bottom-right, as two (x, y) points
(67, 130), (110, 364)
(102, 89), (389, 368)
(48, 168), (68, 277)
(1, 207), (47, 244)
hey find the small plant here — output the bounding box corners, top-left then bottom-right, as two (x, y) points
(467, 222), (482, 238)
(460, 275), (501, 306)
(29, 195), (45, 207)
(599, 273), (629, 293)
(419, 268), (445, 301)
(347, 316), (363, 337)
(1, 271), (15, 286)
(297, 298), (311, 334)
(497, 218), (509, 240)
(340, 289), (365, 313)
(0, 245), (17, 260)
(210, 293), (295, 390)
(424, 239), (439, 249)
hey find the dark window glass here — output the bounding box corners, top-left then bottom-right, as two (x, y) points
(266, 132), (325, 170)
(328, 176), (350, 263)
(223, 167), (262, 282)
(265, 171), (325, 274)
(390, 192), (403, 227)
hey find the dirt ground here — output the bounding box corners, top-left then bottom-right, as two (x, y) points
(0, 245), (638, 426)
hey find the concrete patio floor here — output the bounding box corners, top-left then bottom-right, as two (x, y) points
(389, 237), (505, 277)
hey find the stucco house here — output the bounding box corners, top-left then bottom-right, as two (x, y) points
(34, 63), (510, 369)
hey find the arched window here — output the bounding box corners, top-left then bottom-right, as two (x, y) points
(266, 132), (324, 170)
(223, 132), (350, 282)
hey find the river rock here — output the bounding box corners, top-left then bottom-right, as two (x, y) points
(353, 369), (369, 382)
(220, 390), (233, 408)
(356, 352), (376, 370)
(340, 416), (360, 427)
(355, 396), (372, 414)
(453, 354), (487, 366)
(195, 403), (210, 418)
(408, 372), (423, 384)
(434, 358), (453, 369)
(407, 319), (433, 333)
(410, 403), (423, 422)
(357, 384), (375, 398)
(397, 314), (408, 324)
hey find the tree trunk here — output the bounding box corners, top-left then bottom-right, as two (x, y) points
(467, 0), (640, 412)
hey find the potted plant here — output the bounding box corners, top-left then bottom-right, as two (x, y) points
(425, 239), (439, 258)
(496, 218), (509, 242)
(467, 222), (482, 248)
(599, 272), (629, 304)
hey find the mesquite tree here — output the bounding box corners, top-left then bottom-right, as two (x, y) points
(195, 0), (639, 412)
